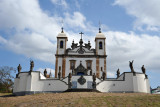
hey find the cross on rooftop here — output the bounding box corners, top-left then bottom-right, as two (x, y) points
(99, 21), (101, 28)
(61, 27), (64, 33)
(61, 20), (64, 33)
(79, 32), (84, 39)
(99, 21), (101, 33)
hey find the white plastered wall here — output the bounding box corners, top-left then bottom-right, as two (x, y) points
(31, 72), (68, 92)
(133, 74), (150, 93)
(97, 73), (150, 93)
(13, 73), (31, 92)
(97, 73), (134, 92)
(13, 72), (150, 93)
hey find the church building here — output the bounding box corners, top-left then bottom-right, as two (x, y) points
(13, 27), (151, 95)
(55, 28), (106, 79)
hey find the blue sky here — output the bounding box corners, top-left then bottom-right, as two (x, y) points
(0, 0), (160, 88)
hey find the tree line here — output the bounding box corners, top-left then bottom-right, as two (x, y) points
(0, 66), (16, 93)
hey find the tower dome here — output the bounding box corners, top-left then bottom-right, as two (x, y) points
(57, 27), (67, 38)
(95, 28), (106, 39)
(95, 32), (106, 39)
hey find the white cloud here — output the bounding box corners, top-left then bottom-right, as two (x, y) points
(0, 0), (160, 79)
(64, 12), (86, 29)
(0, 0), (61, 63)
(7, 33), (55, 63)
(0, 36), (7, 44)
(113, 0), (160, 31)
(74, 0), (80, 10)
(65, 30), (160, 75)
(107, 72), (115, 78)
(0, 0), (61, 40)
(106, 31), (160, 73)
(0, 0), (96, 65)
(51, 0), (68, 9)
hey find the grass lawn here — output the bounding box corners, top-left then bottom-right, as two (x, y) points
(0, 92), (160, 107)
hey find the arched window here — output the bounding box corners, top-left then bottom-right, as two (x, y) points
(86, 60), (92, 70)
(60, 41), (63, 48)
(70, 60), (76, 70)
(99, 41), (103, 49)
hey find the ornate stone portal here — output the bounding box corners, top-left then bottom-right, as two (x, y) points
(73, 61), (88, 75)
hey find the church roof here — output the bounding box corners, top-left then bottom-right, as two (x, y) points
(95, 27), (106, 39)
(95, 32), (106, 39)
(57, 27), (67, 38)
(57, 32), (67, 38)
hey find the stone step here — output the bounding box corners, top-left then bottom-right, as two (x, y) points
(64, 89), (100, 92)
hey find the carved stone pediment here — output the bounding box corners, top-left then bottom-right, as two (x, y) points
(78, 48), (84, 54)
(65, 38), (96, 55)
(73, 62), (87, 75)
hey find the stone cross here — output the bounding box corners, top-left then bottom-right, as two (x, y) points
(99, 21), (101, 33)
(99, 21), (101, 28)
(79, 32), (84, 39)
(61, 27), (64, 33)
(61, 20), (64, 33)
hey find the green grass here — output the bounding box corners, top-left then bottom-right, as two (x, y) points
(0, 92), (160, 107)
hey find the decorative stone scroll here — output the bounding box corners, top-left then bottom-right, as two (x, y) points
(78, 75), (86, 85)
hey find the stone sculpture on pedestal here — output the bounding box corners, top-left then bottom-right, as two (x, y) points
(92, 73), (96, 89)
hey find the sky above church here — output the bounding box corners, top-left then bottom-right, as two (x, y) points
(0, 0), (160, 88)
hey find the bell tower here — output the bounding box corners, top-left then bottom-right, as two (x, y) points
(95, 27), (106, 55)
(55, 27), (68, 78)
(95, 26), (107, 78)
(56, 27), (68, 55)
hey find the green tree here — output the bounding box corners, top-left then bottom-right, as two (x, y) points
(0, 66), (16, 93)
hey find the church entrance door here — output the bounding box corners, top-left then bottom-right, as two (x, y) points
(77, 72), (84, 75)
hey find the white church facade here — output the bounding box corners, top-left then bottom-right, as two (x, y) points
(55, 28), (107, 78)
(13, 28), (150, 95)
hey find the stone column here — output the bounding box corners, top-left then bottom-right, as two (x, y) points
(68, 73), (72, 89)
(96, 58), (99, 78)
(55, 57), (58, 78)
(92, 73), (96, 89)
(62, 57), (66, 78)
(104, 58), (106, 78)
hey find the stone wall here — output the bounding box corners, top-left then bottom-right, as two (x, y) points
(13, 72), (150, 95)
(97, 73), (150, 93)
(13, 72), (68, 95)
